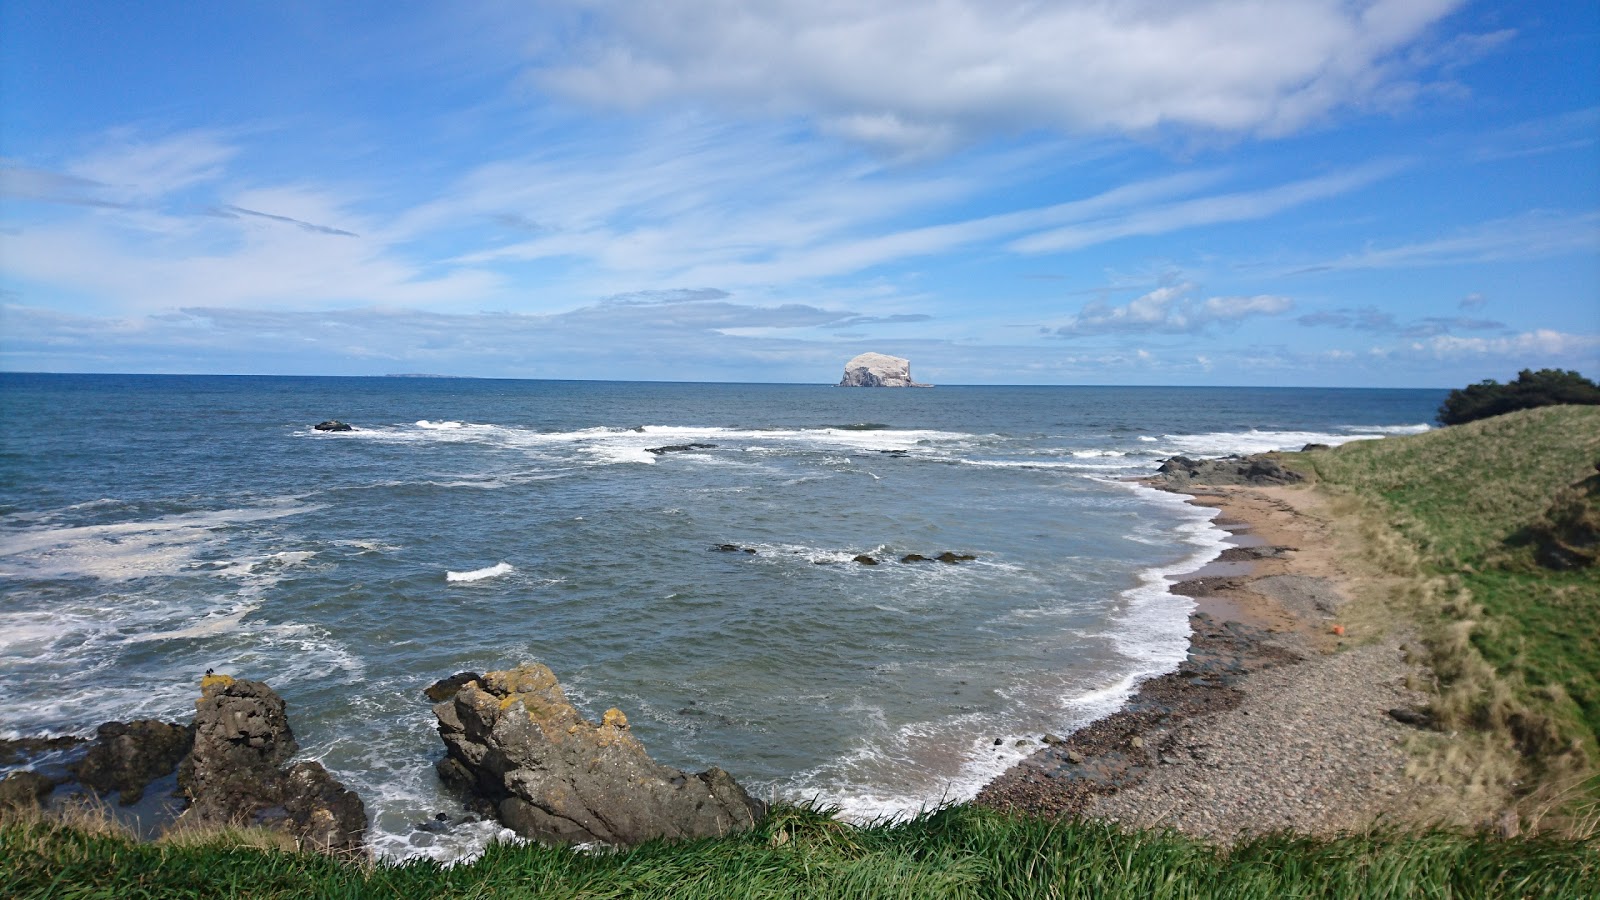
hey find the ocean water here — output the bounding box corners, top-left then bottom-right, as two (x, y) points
(0, 374), (1443, 859)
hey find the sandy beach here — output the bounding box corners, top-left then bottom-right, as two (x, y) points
(977, 480), (1448, 840)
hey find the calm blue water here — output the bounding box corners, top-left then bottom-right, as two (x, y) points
(0, 374), (1443, 858)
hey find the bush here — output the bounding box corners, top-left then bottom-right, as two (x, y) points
(1437, 369), (1600, 426)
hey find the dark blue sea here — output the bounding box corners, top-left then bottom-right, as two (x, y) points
(0, 373), (1443, 858)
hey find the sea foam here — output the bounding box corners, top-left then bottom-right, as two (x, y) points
(446, 562), (514, 583)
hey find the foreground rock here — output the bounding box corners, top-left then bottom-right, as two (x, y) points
(1153, 454), (1304, 488)
(176, 675), (366, 854)
(838, 352), (931, 387)
(430, 664), (765, 846)
(73, 720), (193, 804)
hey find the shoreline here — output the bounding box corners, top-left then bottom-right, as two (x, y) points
(975, 479), (1440, 839)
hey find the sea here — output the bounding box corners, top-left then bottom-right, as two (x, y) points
(0, 373), (1444, 859)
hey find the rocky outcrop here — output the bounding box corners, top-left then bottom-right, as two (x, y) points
(646, 443), (717, 455)
(73, 719), (193, 804)
(838, 353), (931, 387)
(176, 675), (366, 854)
(1153, 454), (1305, 488)
(430, 664), (765, 846)
(314, 420), (353, 432)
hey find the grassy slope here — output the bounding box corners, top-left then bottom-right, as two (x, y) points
(3, 803), (1596, 899)
(1293, 405), (1600, 774)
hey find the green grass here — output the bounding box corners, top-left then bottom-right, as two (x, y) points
(1292, 405), (1600, 780)
(4, 803), (1596, 899)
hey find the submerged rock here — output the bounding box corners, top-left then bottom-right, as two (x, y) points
(176, 674), (366, 854)
(431, 663), (765, 846)
(645, 443), (717, 455)
(314, 420), (353, 432)
(838, 353), (931, 388)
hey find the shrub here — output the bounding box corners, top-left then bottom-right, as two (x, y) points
(1437, 369), (1600, 426)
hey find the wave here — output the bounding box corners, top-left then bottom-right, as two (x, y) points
(446, 562), (514, 583)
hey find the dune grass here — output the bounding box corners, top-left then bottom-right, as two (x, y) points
(1290, 405), (1600, 809)
(4, 801), (1596, 899)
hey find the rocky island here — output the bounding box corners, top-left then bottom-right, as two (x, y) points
(837, 352), (931, 387)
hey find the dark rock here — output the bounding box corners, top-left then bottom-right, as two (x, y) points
(645, 443), (717, 455)
(314, 420), (353, 432)
(853, 555), (879, 566)
(0, 770), (54, 809)
(0, 735), (87, 767)
(432, 663), (765, 846)
(900, 554), (931, 563)
(1153, 454), (1305, 487)
(177, 674), (366, 854)
(711, 544), (759, 555)
(425, 672), (482, 703)
(73, 719), (193, 804)
(935, 552), (976, 564)
(1301, 443), (1332, 452)
(1387, 707), (1436, 729)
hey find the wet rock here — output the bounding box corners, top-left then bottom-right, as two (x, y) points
(0, 770), (54, 809)
(901, 554), (931, 563)
(711, 544), (758, 554)
(425, 672), (483, 703)
(645, 443), (717, 455)
(853, 554), (879, 566)
(177, 674), (366, 854)
(314, 420), (353, 432)
(0, 735), (87, 767)
(73, 719), (194, 804)
(935, 552), (976, 564)
(432, 662), (765, 846)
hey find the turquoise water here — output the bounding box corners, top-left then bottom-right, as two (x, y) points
(0, 374), (1443, 858)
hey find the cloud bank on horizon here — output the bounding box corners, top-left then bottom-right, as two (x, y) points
(1, 0), (1595, 386)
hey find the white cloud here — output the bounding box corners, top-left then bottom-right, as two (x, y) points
(529, 0), (1471, 150)
(1054, 283), (1293, 335)
(1417, 329), (1600, 359)
(1294, 210), (1600, 272)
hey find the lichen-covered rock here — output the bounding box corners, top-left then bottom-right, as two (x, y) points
(73, 719), (193, 804)
(176, 674), (366, 854)
(432, 663), (765, 846)
(838, 353), (931, 387)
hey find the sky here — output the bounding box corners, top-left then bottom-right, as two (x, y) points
(1, 1), (1597, 386)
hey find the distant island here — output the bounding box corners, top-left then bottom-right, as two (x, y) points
(837, 352), (932, 387)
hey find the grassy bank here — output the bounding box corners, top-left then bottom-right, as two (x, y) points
(1290, 405), (1600, 814)
(3, 802), (1596, 899)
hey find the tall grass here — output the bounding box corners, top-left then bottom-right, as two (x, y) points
(1291, 405), (1600, 820)
(4, 802), (1596, 899)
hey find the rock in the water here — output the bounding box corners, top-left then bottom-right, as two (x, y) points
(314, 420), (353, 432)
(838, 353), (931, 388)
(0, 770), (54, 809)
(177, 674), (366, 854)
(432, 663), (765, 846)
(935, 552), (976, 564)
(424, 672), (483, 703)
(1153, 454), (1304, 487)
(645, 443), (717, 455)
(73, 719), (194, 804)
(853, 554), (879, 566)
(901, 553), (931, 563)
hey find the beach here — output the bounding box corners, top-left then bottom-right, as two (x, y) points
(978, 479), (1446, 839)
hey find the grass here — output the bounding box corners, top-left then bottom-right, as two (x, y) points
(4, 802), (1597, 899)
(1288, 405), (1600, 812)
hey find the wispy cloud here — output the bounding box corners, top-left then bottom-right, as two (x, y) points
(1296, 305), (1505, 337)
(1289, 210), (1600, 272)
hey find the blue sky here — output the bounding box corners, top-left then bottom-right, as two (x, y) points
(2, 1), (1596, 386)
